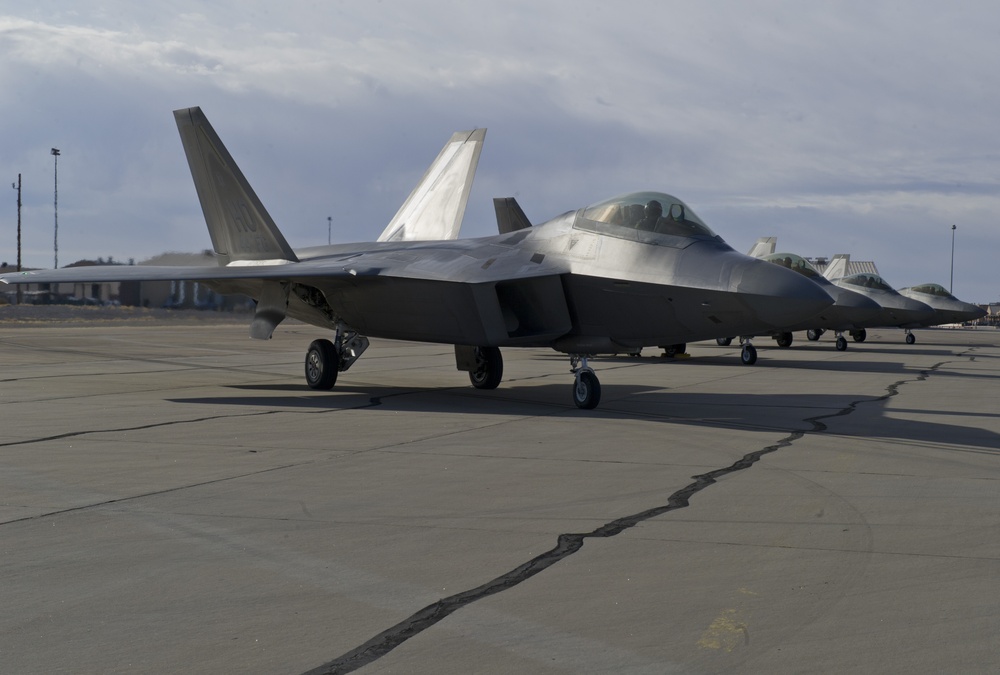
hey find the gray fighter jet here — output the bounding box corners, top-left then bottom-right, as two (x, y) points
(728, 239), (882, 353)
(758, 252), (881, 352)
(897, 283), (986, 326)
(822, 255), (935, 345)
(1, 107), (833, 409)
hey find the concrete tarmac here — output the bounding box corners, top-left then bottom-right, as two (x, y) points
(1, 316), (998, 674)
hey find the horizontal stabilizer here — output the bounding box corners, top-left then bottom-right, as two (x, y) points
(493, 197), (532, 234)
(378, 129), (486, 242)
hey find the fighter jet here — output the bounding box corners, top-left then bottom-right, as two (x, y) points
(753, 252), (882, 351)
(897, 283), (986, 326)
(822, 255), (935, 344)
(0, 107), (833, 409)
(721, 239), (883, 353)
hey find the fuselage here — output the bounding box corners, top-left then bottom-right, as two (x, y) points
(897, 283), (986, 326)
(264, 192), (834, 352)
(829, 273), (935, 328)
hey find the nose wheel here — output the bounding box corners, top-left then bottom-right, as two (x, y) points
(739, 337), (757, 365)
(570, 355), (601, 409)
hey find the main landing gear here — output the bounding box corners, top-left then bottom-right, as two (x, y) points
(905, 330), (916, 345)
(457, 346), (603, 409)
(468, 346), (503, 390)
(304, 328), (370, 390)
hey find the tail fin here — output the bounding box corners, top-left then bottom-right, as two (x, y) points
(174, 107), (298, 265)
(378, 129), (486, 242)
(493, 197), (532, 234)
(823, 253), (850, 280)
(747, 236), (777, 258)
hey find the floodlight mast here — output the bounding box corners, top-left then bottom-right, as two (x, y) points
(950, 224), (956, 294)
(51, 148), (60, 269)
(12, 174), (22, 304)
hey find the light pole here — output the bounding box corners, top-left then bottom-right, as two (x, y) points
(327, 216), (332, 245)
(51, 148), (60, 269)
(950, 224), (956, 294)
(12, 174), (22, 304)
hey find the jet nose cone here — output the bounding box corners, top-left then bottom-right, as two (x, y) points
(964, 302), (988, 321)
(735, 258), (833, 328)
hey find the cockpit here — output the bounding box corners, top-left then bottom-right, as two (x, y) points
(574, 191), (719, 248)
(762, 252), (821, 279)
(909, 283), (955, 299)
(842, 273), (895, 292)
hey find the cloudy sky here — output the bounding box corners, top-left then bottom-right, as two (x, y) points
(2, 1), (997, 301)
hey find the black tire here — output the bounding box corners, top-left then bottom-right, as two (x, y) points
(305, 339), (338, 390)
(716, 337), (733, 346)
(469, 346), (503, 389)
(740, 344), (757, 365)
(572, 370), (601, 409)
(905, 333), (916, 345)
(775, 332), (793, 348)
(851, 329), (867, 343)
(662, 343), (686, 357)
(806, 329), (823, 341)
(835, 336), (848, 351)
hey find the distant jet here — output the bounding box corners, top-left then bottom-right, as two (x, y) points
(822, 255), (935, 344)
(897, 283), (986, 326)
(1, 107), (833, 409)
(717, 239), (881, 353)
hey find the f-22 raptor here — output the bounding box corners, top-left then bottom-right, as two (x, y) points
(1, 108), (833, 409)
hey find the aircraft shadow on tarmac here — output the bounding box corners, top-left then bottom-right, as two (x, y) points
(168, 384), (1000, 456)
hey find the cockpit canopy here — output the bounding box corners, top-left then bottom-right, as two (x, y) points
(842, 273), (895, 292)
(575, 191), (719, 248)
(909, 283), (955, 299)
(763, 252), (821, 279)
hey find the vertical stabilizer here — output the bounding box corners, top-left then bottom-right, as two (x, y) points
(378, 129), (486, 242)
(823, 254), (850, 280)
(174, 107), (298, 265)
(747, 237), (777, 258)
(493, 197), (532, 234)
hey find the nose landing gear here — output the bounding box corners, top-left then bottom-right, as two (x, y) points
(570, 355), (601, 409)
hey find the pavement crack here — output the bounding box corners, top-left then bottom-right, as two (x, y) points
(301, 358), (951, 674)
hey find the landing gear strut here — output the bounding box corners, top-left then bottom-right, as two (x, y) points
(570, 355), (601, 409)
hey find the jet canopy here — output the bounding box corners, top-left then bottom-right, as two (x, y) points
(763, 252), (821, 279)
(908, 283), (956, 299)
(575, 191), (719, 247)
(842, 273), (895, 292)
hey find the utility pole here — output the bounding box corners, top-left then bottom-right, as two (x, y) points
(52, 148), (60, 269)
(950, 224), (957, 294)
(328, 216), (332, 245)
(12, 174), (22, 304)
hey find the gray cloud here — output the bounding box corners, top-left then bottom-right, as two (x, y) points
(1, 1), (997, 300)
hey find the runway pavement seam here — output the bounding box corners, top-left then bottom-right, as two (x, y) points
(0, 463), (302, 527)
(300, 357), (958, 674)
